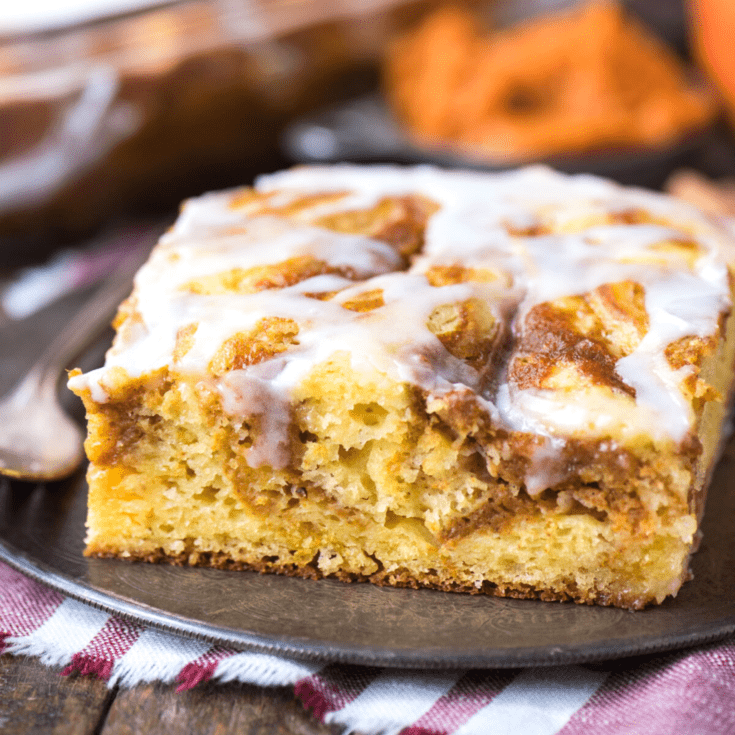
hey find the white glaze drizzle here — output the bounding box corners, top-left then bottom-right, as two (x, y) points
(69, 164), (735, 485)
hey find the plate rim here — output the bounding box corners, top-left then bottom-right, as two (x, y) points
(1, 507), (734, 670)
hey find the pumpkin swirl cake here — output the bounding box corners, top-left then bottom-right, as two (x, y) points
(68, 165), (735, 609)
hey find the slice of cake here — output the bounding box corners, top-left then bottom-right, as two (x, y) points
(68, 164), (735, 609)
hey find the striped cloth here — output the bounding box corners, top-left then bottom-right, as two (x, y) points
(1, 561), (733, 735)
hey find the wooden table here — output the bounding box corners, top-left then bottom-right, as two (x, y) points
(0, 653), (339, 734)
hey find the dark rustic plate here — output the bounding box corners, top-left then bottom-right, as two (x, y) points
(0, 251), (734, 670)
(1, 444), (735, 669)
(281, 94), (718, 190)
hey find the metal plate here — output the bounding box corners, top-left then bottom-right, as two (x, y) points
(1, 239), (734, 670)
(0, 447), (735, 669)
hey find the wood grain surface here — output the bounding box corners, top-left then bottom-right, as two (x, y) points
(0, 654), (342, 735)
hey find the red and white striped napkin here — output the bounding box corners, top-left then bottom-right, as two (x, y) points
(1, 561), (734, 735)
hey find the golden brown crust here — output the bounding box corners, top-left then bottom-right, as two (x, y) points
(424, 264), (509, 287)
(229, 189), (440, 263)
(341, 289), (386, 313)
(85, 546), (661, 610)
(173, 323), (198, 363)
(209, 318), (300, 374)
(315, 195), (440, 261)
(182, 256), (358, 296)
(426, 299), (500, 376)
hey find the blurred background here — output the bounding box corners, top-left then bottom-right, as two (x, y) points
(0, 0), (733, 270)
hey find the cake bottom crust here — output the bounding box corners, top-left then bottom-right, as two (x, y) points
(87, 547), (692, 609)
(86, 503), (695, 611)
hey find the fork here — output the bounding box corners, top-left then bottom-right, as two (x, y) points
(0, 259), (142, 482)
